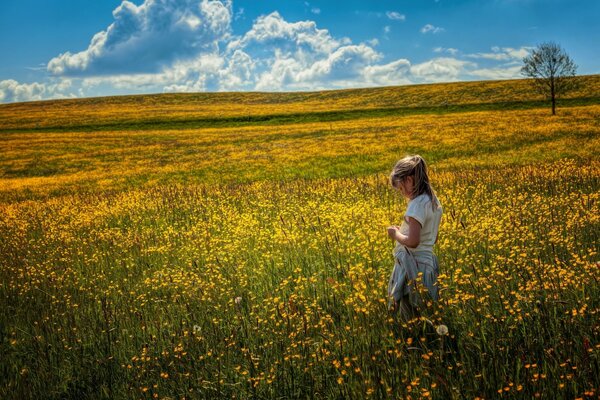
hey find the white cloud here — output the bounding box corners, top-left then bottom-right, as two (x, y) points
(0, 79), (74, 103)
(48, 0), (233, 76)
(311, 7), (321, 15)
(228, 11), (383, 91)
(299, 45), (381, 81)
(410, 57), (475, 82)
(386, 11), (406, 21)
(469, 65), (523, 80)
(218, 50), (256, 90)
(0, 80), (45, 103)
(383, 25), (391, 39)
(433, 47), (458, 56)
(255, 57), (302, 91)
(68, 11), (383, 93)
(255, 44), (381, 91)
(362, 59), (412, 86)
(421, 24), (444, 34)
(467, 46), (531, 61)
(0, 2), (535, 103)
(231, 12), (344, 56)
(234, 6), (244, 20)
(81, 52), (227, 92)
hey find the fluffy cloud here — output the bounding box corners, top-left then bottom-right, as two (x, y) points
(469, 65), (523, 80)
(0, 0), (533, 103)
(47, 0), (233, 76)
(421, 24), (444, 34)
(362, 59), (412, 86)
(230, 12), (346, 56)
(296, 45), (381, 83)
(386, 11), (406, 21)
(218, 50), (256, 90)
(230, 12), (378, 90)
(433, 47), (458, 56)
(0, 79), (74, 103)
(302, 2), (320, 15)
(467, 46), (531, 61)
(411, 58), (475, 82)
(255, 45), (381, 91)
(463, 46), (531, 79)
(80, 52), (227, 93)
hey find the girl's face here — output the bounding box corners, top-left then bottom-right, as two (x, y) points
(394, 175), (415, 199)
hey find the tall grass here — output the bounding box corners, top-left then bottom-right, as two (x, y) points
(1, 161), (598, 399)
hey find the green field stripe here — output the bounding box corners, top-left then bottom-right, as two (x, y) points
(1, 96), (599, 134)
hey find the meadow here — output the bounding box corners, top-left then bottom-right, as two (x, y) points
(0, 76), (599, 399)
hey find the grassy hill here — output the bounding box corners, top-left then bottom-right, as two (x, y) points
(1, 75), (599, 132)
(0, 75), (599, 202)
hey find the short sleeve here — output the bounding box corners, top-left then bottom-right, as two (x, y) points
(405, 195), (429, 228)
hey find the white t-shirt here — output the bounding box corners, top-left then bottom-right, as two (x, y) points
(396, 193), (443, 253)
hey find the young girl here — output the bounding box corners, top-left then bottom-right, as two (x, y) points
(386, 155), (443, 319)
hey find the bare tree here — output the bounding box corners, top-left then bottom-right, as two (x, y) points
(521, 42), (578, 115)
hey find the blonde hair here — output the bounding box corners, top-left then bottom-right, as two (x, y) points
(389, 154), (440, 210)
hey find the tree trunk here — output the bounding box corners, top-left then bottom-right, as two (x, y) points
(551, 79), (556, 115)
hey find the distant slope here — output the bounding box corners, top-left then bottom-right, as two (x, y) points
(1, 75), (599, 131)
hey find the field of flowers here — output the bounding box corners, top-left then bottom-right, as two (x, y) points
(0, 78), (599, 399)
(1, 75), (599, 132)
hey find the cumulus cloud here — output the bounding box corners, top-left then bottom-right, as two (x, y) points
(296, 45), (380, 82)
(60, 10), (382, 94)
(230, 11), (346, 56)
(433, 47), (458, 56)
(467, 46), (531, 61)
(0, 79), (74, 103)
(80, 52), (227, 92)
(421, 24), (444, 34)
(227, 11), (383, 90)
(362, 59), (412, 86)
(255, 44), (381, 91)
(386, 11), (406, 21)
(469, 65), (523, 80)
(47, 0), (233, 76)
(410, 57), (475, 82)
(0, 0), (530, 102)
(218, 50), (256, 90)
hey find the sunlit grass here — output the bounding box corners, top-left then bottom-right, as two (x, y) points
(0, 105), (598, 202)
(0, 74), (599, 131)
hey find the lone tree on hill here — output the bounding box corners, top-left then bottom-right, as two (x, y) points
(521, 42), (578, 115)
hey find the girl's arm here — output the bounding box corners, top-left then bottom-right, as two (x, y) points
(387, 217), (421, 248)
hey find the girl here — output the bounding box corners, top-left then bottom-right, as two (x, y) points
(386, 155), (443, 320)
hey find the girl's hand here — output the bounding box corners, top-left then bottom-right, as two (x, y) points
(386, 226), (400, 240)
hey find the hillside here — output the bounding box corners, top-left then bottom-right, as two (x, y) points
(1, 75), (599, 202)
(1, 75), (599, 131)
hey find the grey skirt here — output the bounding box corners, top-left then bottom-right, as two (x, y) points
(387, 247), (440, 307)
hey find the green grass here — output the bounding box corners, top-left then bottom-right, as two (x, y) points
(1, 96), (599, 134)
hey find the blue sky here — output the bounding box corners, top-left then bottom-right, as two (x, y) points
(1, 0), (598, 103)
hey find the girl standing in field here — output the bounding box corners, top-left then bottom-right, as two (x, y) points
(386, 155), (443, 320)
